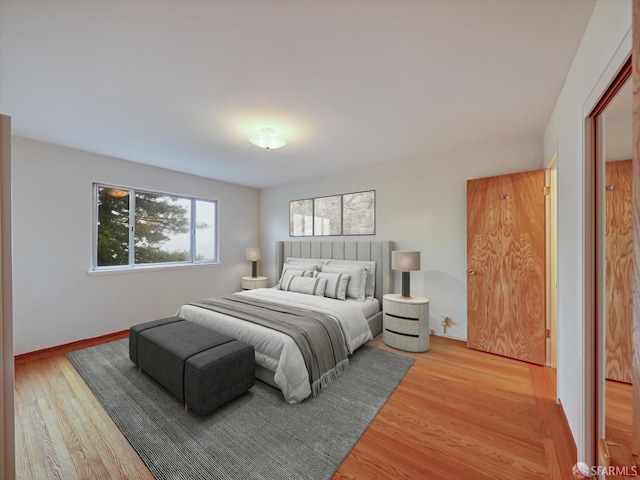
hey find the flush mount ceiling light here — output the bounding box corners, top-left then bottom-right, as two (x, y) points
(249, 127), (287, 150)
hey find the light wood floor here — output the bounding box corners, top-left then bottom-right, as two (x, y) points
(335, 335), (576, 480)
(14, 334), (578, 479)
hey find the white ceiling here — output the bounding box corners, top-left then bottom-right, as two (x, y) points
(0, 0), (596, 189)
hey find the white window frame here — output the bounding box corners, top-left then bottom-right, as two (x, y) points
(91, 183), (219, 272)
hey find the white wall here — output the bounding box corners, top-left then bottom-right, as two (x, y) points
(260, 137), (542, 341)
(12, 137), (260, 355)
(543, 0), (631, 462)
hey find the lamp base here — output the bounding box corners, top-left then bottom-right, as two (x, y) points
(251, 261), (258, 278)
(401, 271), (411, 298)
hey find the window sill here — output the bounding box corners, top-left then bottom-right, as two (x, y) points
(88, 262), (221, 276)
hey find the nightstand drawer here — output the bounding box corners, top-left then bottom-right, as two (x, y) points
(384, 302), (421, 320)
(383, 313), (420, 335)
(383, 329), (426, 352)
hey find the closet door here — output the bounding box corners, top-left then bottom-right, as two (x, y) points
(605, 160), (634, 383)
(467, 170), (546, 365)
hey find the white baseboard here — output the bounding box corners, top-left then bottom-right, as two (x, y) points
(431, 331), (466, 342)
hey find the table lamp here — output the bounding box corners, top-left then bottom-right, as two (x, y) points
(246, 247), (262, 278)
(392, 250), (421, 299)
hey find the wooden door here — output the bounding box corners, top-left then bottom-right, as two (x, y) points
(467, 170), (546, 365)
(606, 160), (634, 383)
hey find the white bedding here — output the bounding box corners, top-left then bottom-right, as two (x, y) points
(359, 297), (381, 319)
(176, 288), (374, 403)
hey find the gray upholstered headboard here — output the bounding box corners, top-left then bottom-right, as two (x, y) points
(275, 240), (395, 304)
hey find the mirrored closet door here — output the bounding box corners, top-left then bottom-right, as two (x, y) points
(602, 75), (634, 450)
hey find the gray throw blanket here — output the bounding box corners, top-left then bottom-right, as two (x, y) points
(187, 295), (349, 396)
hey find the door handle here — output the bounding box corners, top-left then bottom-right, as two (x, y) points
(467, 269), (476, 276)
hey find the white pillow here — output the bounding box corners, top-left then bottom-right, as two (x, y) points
(321, 265), (366, 302)
(282, 260), (324, 273)
(325, 259), (376, 299)
(282, 261), (320, 271)
(277, 265), (316, 289)
(281, 275), (327, 296)
(313, 271), (350, 301)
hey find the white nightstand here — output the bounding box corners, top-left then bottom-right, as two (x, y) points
(383, 294), (430, 352)
(241, 276), (268, 290)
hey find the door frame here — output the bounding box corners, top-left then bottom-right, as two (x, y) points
(632, 0), (640, 455)
(0, 115), (14, 479)
(545, 155), (558, 369)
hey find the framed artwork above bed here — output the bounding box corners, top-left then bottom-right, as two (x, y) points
(289, 199), (313, 236)
(289, 190), (375, 237)
(342, 190), (375, 235)
(313, 195), (341, 236)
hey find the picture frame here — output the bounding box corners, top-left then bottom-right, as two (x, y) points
(289, 199), (313, 236)
(313, 195), (342, 236)
(342, 190), (376, 235)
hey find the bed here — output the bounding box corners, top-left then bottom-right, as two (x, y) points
(177, 240), (394, 403)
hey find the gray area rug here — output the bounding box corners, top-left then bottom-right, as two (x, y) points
(67, 339), (414, 480)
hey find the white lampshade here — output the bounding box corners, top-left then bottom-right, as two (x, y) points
(249, 127), (287, 150)
(246, 247), (262, 261)
(392, 251), (421, 271)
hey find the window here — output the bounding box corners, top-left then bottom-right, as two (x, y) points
(94, 185), (218, 269)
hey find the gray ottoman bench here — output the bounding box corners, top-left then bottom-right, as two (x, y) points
(129, 317), (255, 415)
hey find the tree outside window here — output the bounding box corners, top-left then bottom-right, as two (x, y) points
(95, 186), (217, 268)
